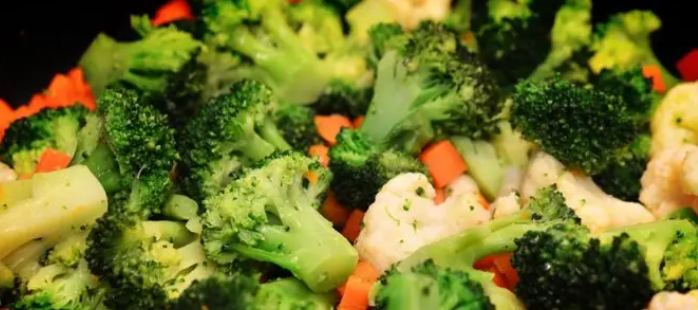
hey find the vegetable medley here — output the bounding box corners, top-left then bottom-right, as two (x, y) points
(2, 0), (698, 309)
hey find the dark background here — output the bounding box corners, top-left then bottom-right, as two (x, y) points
(0, 0), (695, 106)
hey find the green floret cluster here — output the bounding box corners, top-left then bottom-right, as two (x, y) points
(274, 104), (322, 151)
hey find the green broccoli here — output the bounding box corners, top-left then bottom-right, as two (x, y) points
(397, 185), (580, 310)
(361, 22), (504, 153)
(589, 10), (680, 90)
(0, 106), (88, 176)
(375, 260), (494, 310)
(471, 0), (565, 87)
(171, 274), (336, 310)
(86, 212), (212, 310)
(274, 104), (322, 151)
(178, 80), (293, 201)
(79, 23), (200, 98)
(201, 152), (358, 292)
(330, 129), (428, 210)
(288, 0), (345, 55)
(510, 70), (649, 175)
(512, 218), (698, 310)
(73, 88), (179, 218)
(592, 134), (651, 202)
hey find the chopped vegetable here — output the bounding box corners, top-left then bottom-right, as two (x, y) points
(419, 140), (468, 189)
(151, 0), (194, 26)
(309, 144), (330, 167)
(315, 114), (354, 146)
(34, 149), (72, 173)
(342, 209), (365, 243)
(677, 49), (698, 82)
(321, 191), (351, 227)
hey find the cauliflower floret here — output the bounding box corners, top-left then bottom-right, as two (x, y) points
(382, 0), (452, 30)
(640, 145), (698, 218)
(355, 173), (490, 272)
(523, 152), (655, 233)
(492, 192), (521, 219)
(0, 162), (16, 183)
(444, 174), (480, 198)
(646, 291), (698, 310)
(651, 81), (698, 155)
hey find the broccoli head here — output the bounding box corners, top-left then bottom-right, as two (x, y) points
(171, 275), (336, 310)
(471, 0), (565, 87)
(361, 22), (504, 153)
(274, 104), (322, 152)
(592, 134), (651, 202)
(513, 219), (698, 310)
(330, 129), (428, 210)
(511, 73), (648, 175)
(86, 213), (211, 310)
(179, 80), (292, 201)
(201, 152), (358, 292)
(528, 185), (581, 224)
(80, 25), (200, 97)
(0, 106), (88, 176)
(375, 260), (494, 310)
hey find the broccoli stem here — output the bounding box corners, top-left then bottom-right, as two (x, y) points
(240, 133), (277, 162)
(232, 200), (358, 293)
(164, 195), (199, 221)
(258, 118), (292, 151)
(82, 143), (123, 194)
(141, 221), (196, 248)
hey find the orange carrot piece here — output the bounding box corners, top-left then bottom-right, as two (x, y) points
(35, 149), (72, 173)
(642, 64), (666, 93)
(315, 115), (353, 146)
(342, 209), (365, 243)
(353, 261), (379, 283)
(489, 267), (509, 289)
(352, 116), (365, 129)
(0, 99), (13, 143)
(308, 144), (330, 167)
(304, 171), (319, 185)
(337, 275), (373, 310)
(419, 140), (468, 189)
(152, 0), (194, 26)
(434, 188), (446, 204)
(474, 255), (497, 271)
(321, 191), (351, 227)
(492, 253), (519, 290)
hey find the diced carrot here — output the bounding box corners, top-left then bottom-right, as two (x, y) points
(476, 191), (490, 210)
(677, 49), (698, 82)
(419, 140), (468, 189)
(342, 209), (365, 243)
(304, 171), (319, 185)
(337, 275), (373, 310)
(315, 115), (353, 146)
(642, 64), (666, 93)
(489, 267), (509, 289)
(474, 255), (497, 271)
(321, 191), (351, 227)
(308, 144), (330, 167)
(492, 253), (519, 290)
(352, 116), (365, 129)
(0, 99), (13, 143)
(434, 188), (446, 204)
(152, 0), (194, 27)
(45, 74), (76, 108)
(353, 261), (379, 283)
(35, 149), (72, 173)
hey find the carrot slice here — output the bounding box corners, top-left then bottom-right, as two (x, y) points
(152, 0), (194, 26)
(35, 149), (72, 173)
(338, 261), (379, 297)
(419, 140), (468, 189)
(434, 188), (446, 204)
(342, 209), (365, 243)
(489, 267), (509, 289)
(315, 115), (353, 146)
(677, 49), (698, 82)
(352, 116), (365, 129)
(321, 191), (351, 227)
(308, 144), (330, 167)
(0, 99), (13, 143)
(492, 253), (519, 290)
(642, 64), (666, 93)
(304, 171), (319, 185)
(337, 275), (373, 310)
(474, 255), (497, 271)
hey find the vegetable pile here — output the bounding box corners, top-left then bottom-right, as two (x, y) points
(1, 0), (698, 310)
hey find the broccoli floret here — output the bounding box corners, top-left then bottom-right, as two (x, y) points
(288, 0), (345, 55)
(201, 152), (358, 292)
(171, 274), (336, 310)
(592, 134), (651, 202)
(274, 105), (322, 151)
(0, 106), (88, 176)
(11, 260), (107, 310)
(45, 232), (89, 269)
(329, 129), (428, 210)
(179, 80), (292, 201)
(528, 185), (581, 224)
(471, 0), (564, 87)
(75, 88), (179, 217)
(511, 74), (647, 175)
(512, 219), (698, 310)
(361, 22), (504, 153)
(86, 212), (212, 310)
(663, 229), (698, 292)
(375, 260), (494, 310)
(79, 25), (200, 97)
(589, 10), (680, 90)
(313, 82), (373, 118)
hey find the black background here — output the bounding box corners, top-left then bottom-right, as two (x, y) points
(0, 0), (695, 106)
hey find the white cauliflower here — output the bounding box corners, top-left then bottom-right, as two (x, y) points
(651, 81), (698, 155)
(640, 145), (698, 218)
(355, 173), (490, 272)
(382, 0), (452, 30)
(646, 291), (698, 310)
(492, 192), (521, 219)
(522, 152), (655, 233)
(0, 162), (16, 183)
